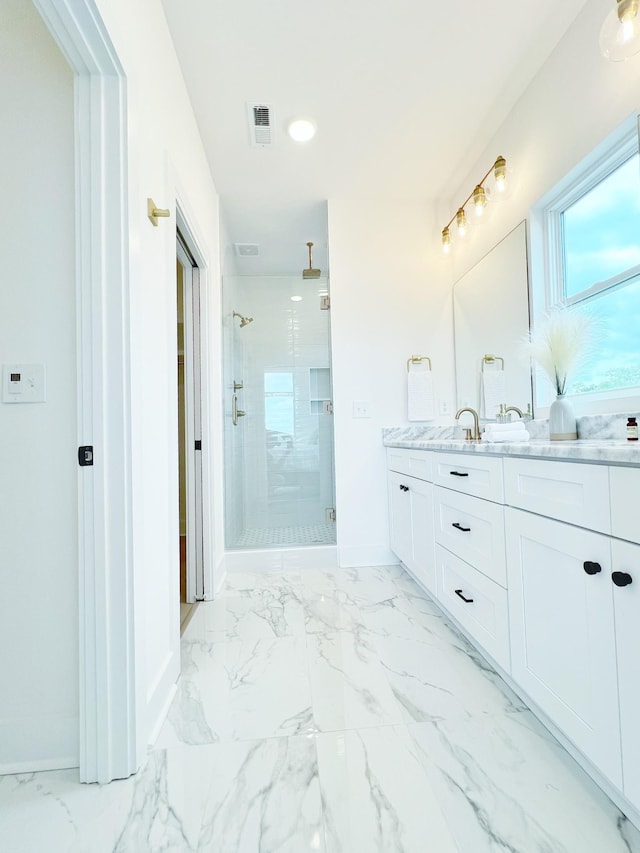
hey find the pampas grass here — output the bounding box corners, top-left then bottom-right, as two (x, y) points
(522, 306), (597, 396)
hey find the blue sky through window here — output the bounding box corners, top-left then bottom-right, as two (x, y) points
(559, 152), (640, 395)
(562, 153), (640, 298)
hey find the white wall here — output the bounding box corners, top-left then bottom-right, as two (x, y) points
(446, 0), (640, 338)
(328, 200), (455, 567)
(329, 0), (640, 568)
(89, 0), (224, 756)
(0, 4), (77, 770)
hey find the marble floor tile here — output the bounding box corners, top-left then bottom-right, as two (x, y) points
(200, 735), (324, 853)
(156, 635), (315, 748)
(194, 587), (306, 641)
(406, 713), (640, 852)
(2, 563), (638, 853)
(307, 631), (404, 733)
(0, 739), (324, 853)
(316, 726), (458, 853)
(0, 748), (214, 853)
(373, 633), (526, 725)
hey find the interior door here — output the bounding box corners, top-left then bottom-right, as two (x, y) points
(177, 234), (204, 606)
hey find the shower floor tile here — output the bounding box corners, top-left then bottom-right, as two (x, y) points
(235, 523), (336, 547)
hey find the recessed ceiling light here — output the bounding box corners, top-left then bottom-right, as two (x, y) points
(288, 118), (316, 143)
(290, 295), (303, 302)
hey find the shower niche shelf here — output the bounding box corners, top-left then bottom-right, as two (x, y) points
(309, 367), (331, 414)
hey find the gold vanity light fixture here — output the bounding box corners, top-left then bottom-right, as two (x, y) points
(600, 0), (640, 61)
(441, 156), (508, 253)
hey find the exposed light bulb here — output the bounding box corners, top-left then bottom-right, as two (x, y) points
(441, 227), (451, 253)
(456, 208), (467, 238)
(600, 0), (640, 60)
(290, 295), (303, 302)
(493, 156), (507, 193)
(473, 185), (487, 217)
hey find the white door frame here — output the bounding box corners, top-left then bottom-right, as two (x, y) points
(34, 0), (136, 783)
(176, 205), (214, 601)
(177, 235), (205, 601)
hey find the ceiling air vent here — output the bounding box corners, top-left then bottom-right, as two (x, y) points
(247, 102), (273, 147)
(234, 243), (260, 257)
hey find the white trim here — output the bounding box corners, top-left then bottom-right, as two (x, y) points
(225, 545), (338, 573)
(33, 0), (136, 783)
(0, 715), (78, 775)
(337, 545), (396, 568)
(541, 118), (639, 306)
(177, 239), (202, 604)
(176, 204), (215, 602)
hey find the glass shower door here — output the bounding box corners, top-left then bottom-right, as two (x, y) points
(223, 274), (336, 549)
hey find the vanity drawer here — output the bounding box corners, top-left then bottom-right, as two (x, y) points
(504, 457), (610, 534)
(434, 486), (506, 587)
(432, 451), (504, 502)
(610, 466), (640, 544)
(387, 447), (432, 482)
(435, 545), (510, 673)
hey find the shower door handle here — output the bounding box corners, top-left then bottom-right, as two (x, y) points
(232, 394), (246, 426)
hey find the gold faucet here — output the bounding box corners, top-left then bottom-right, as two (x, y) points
(455, 407), (481, 441)
(505, 405), (523, 420)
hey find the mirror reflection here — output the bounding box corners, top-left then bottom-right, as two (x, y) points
(453, 221), (532, 419)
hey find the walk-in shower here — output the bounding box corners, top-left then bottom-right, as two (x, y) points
(223, 272), (336, 550)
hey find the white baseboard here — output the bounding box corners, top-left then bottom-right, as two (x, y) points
(225, 545), (338, 573)
(0, 714), (78, 775)
(337, 545), (398, 568)
(147, 682), (177, 748)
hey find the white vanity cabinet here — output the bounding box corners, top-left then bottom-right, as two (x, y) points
(431, 454), (510, 670)
(386, 440), (640, 822)
(610, 537), (640, 809)
(387, 449), (436, 594)
(505, 506), (622, 787)
(505, 456), (640, 807)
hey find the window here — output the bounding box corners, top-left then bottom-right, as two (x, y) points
(536, 117), (640, 402)
(264, 371), (294, 435)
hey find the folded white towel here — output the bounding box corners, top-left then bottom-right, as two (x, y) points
(481, 429), (530, 443)
(407, 367), (435, 421)
(480, 370), (506, 419)
(484, 420), (524, 434)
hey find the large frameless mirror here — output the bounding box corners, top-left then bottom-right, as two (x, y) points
(453, 220), (532, 420)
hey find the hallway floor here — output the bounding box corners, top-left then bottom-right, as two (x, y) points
(2, 565), (640, 852)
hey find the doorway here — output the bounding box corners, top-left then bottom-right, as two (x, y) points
(177, 232), (204, 632)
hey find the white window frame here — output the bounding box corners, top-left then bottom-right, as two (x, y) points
(530, 113), (640, 415)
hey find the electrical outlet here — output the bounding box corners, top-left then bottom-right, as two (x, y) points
(439, 399), (451, 415)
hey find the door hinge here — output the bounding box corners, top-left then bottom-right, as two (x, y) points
(322, 400), (334, 415)
(325, 507), (336, 522)
(194, 440), (202, 451)
(78, 445), (94, 467)
(320, 295), (330, 310)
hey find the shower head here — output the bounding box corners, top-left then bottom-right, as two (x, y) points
(233, 311), (254, 328)
(303, 241), (321, 279)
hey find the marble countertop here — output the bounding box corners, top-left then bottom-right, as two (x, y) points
(383, 429), (640, 466)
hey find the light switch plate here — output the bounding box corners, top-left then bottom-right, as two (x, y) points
(353, 400), (371, 418)
(2, 364), (46, 403)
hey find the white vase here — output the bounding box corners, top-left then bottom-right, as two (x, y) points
(549, 394), (577, 441)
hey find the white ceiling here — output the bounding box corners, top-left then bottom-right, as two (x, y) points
(161, 0), (590, 274)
